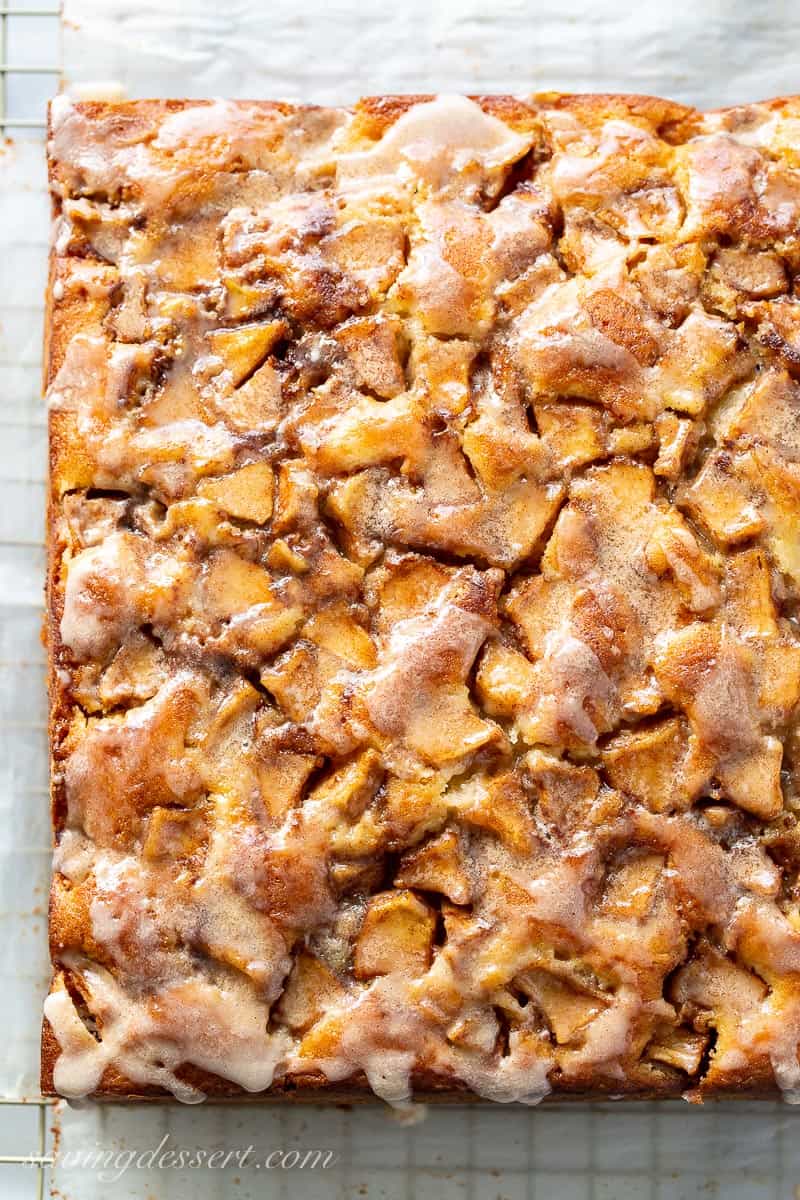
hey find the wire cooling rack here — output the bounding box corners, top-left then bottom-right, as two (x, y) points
(0, 4), (60, 134)
(0, 6), (60, 1200)
(0, 1100), (53, 1200)
(5, 3), (800, 1196)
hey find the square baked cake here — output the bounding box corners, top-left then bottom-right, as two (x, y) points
(43, 92), (800, 1104)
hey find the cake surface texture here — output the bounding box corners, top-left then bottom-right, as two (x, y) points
(43, 91), (800, 1105)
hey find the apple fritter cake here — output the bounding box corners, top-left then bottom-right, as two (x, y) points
(43, 91), (800, 1104)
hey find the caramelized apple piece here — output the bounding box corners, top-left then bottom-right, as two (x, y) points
(683, 450), (765, 546)
(601, 853), (664, 920)
(458, 772), (537, 855)
(142, 806), (207, 863)
(645, 1026), (708, 1074)
(602, 718), (703, 813)
(334, 315), (405, 397)
(394, 829), (472, 905)
(208, 320), (285, 387)
(275, 950), (348, 1033)
(516, 969), (606, 1045)
(654, 412), (697, 479)
(197, 461), (274, 524)
(353, 890), (436, 979)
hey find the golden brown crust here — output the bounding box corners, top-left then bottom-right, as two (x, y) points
(41, 1009), (780, 1103)
(42, 91), (800, 1106)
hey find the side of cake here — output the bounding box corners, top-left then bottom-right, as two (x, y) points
(43, 91), (800, 1105)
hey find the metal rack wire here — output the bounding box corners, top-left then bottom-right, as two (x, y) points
(0, 5), (60, 134)
(0, 8), (60, 1199)
(0, 1099), (54, 1200)
(2, 6), (800, 1197)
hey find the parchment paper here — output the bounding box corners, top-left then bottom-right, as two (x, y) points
(62, 0), (800, 108)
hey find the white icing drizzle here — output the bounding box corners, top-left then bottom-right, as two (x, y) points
(46, 958), (290, 1101)
(60, 533), (141, 660)
(154, 101), (274, 153)
(336, 94), (533, 195)
(366, 595), (491, 736)
(521, 622), (617, 748)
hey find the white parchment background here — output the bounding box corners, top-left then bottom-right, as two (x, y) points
(62, 0), (800, 107)
(2, 1), (800, 1196)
